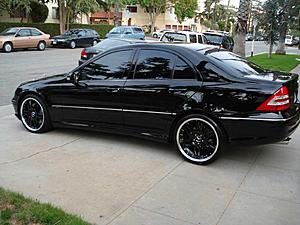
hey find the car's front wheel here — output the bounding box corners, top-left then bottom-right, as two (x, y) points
(174, 115), (223, 165)
(70, 41), (76, 49)
(20, 95), (52, 133)
(92, 40), (98, 46)
(3, 42), (13, 53)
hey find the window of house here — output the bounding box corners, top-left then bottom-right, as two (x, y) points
(173, 57), (195, 79)
(134, 50), (175, 79)
(80, 50), (133, 80)
(52, 7), (59, 19)
(127, 6), (137, 13)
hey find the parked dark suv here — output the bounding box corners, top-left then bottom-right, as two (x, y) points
(203, 32), (234, 51)
(52, 29), (100, 49)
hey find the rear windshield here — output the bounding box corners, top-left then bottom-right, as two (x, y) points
(161, 33), (187, 42)
(94, 39), (128, 50)
(204, 51), (266, 76)
(204, 34), (223, 44)
(133, 28), (143, 33)
(0, 28), (19, 36)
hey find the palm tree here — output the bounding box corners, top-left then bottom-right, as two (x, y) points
(233, 0), (251, 56)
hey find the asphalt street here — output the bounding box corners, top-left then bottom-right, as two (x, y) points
(0, 41), (299, 106)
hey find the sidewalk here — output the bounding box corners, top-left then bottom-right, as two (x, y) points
(291, 63), (300, 75)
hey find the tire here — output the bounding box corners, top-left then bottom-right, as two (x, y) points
(19, 94), (52, 133)
(174, 114), (223, 165)
(153, 34), (158, 38)
(37, 41), (46, 51)
(92, 40), (98, 46)
(3, 42), (13, 53)
(70, 41), (76, 49)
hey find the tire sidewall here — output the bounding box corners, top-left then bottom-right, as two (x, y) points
(19, 94), (52, 133)
(3, 42), (12, 53)
(70, 41), (76, 49)
(92, 40), (97, 46)
(38, 41), (46, 51)
(174, 114), (224, 165)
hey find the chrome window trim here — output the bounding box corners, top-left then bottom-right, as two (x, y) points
(220, 116), (289, 122)
(51, 104), (176, 115)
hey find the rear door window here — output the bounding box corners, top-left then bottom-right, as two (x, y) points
(197, 35), (203, 43)
(134, 49), (175, 79)
(30, 29), (42, 36)
(18, 29), (31, 37)
(173, 57), (195, 79)
(190, 34), (197, 43)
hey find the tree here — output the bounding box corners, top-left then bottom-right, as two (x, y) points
(232, 0), (251, 57)
(260, 0), (279, 58)
(127, 0), (167, 33)
(273, 0), (300, 54)
(174, 0), (197, 24)
(30, 1), (49, 22)
(9, 0), (32, 22)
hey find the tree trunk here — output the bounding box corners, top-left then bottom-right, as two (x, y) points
(66, 8), (70, 31)
(233, 0), (250, 57)
(59, 0), (66, 34)
(268, 42), (273, 59)
(148, 7), (157, 34)
(275, 18), (287, 55)
(233, 19), (247, 56)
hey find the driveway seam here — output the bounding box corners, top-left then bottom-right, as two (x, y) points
(105, 160), (184, 225)
(132, 205), (197, 225)
(0, 137), (81, 166)
(215, 148), (262, 225)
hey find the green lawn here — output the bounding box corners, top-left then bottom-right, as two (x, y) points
(0, 187), (90, 225)
(247, 53), (300, 72)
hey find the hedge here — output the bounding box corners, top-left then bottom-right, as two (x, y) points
(0, 22), (114, 38)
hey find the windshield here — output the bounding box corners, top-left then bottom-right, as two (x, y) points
(205, 51), (266, 76)
(161, 33), (187, 42)
(64, 30), (80, 35)
(204, 34), (223, 44)
(94, 39), (128, 50)
(0, 28), (19, 36)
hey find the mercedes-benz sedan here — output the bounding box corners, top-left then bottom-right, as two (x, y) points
(12, 43), (300, 164)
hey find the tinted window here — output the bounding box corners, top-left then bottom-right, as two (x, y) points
(190, 34), (197, 43)
(95, 39), (128, 50)
(31, 29), (42, 36)
(123, 28), (132, 34)
(134, 50), (175, 79)
(173, 57), (195, 79)
(78, 30), (86, 36)
(198, 35), (203, 43)
(18, 29), (31, 37)
(204, 33), (223, 44)
(80, 50), (133, 80)
(197, 62), (223, 82)
(206, 51), (265, 76)
(161, 33), (187, 42)
(133, 28), (143, 33)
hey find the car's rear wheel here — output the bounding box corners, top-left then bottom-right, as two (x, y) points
(3, 42), (13, 53)
(37, 41), (46, 51)
(70, 41), (76, 49)
(20, 95), (52, 133)
(174, 115), (223, 164)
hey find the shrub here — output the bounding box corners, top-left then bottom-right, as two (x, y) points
(30, 1), (49, 23)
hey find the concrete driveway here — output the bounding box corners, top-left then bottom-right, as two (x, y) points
(0, 104), (300, 225)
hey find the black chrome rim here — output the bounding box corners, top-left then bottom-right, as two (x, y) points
(176, 118), (219, 162)
(21, 98), (44, 131)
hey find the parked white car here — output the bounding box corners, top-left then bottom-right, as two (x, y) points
(285, 35), (298, 46)
(152, 29), (173, 38)
(159, 31), (208, 44)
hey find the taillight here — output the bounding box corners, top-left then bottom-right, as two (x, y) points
(256, 86), (290, 111)
(81, 49), (87, 58)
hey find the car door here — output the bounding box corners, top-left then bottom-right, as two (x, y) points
(122, 27), (133, 39)
(30, 28), (42, 47)
(14, 29), (32, 48)
(76, 30), (87, 46)
(57, 49), (135, 128)
(123, 48), (201, 135)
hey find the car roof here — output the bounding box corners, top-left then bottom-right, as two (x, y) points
(9, 27), (36, 29)
(164, 31), (202, 35)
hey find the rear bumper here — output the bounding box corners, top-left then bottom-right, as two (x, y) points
(220, 106), (300, 145)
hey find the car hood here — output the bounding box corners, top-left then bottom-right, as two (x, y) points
(19, 73), (67, 88)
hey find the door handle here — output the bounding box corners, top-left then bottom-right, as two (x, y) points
(106, 87), (120, 93)
(168, 88), (188, 93)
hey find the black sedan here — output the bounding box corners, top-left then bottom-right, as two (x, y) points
(52, 29), (100, 49)
(79, 38), (145, 65)
(12, 43), (300, 164)
(203, 32), (234, 51)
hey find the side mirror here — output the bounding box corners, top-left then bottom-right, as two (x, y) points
(15, 34), (20, 37)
